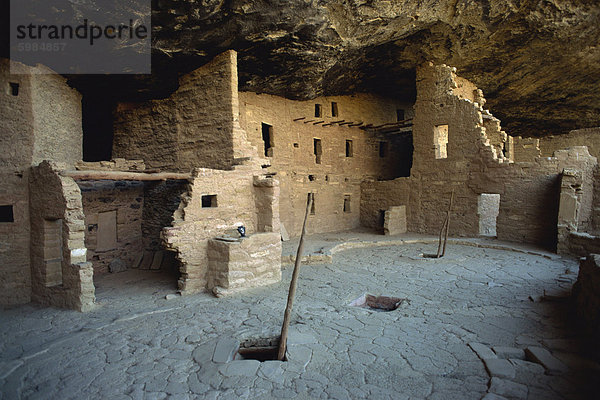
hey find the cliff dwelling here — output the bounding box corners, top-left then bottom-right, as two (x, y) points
(2, 1), (600, 399)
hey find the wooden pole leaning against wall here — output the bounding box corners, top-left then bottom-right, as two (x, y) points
(435, 190), (455, 258)
(278, 192), (314, 361)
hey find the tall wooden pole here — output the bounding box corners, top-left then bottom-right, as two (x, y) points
(278, 192), (313, 360)
(441, 190), (455, 257)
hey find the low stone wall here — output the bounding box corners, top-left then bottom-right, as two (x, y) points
(573, 255), (600, 354)
(207, 232), (282, 296)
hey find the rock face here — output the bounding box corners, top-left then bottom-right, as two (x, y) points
(149, 0), (600, 137)
(5, 1), (600, 136)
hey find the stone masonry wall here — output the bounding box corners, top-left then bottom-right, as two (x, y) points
(80, 181), (144, 274)
(163, 165), (280, 294)
(29, 161), (94, 311)
(113, 51), (239, 172)
(361, 63), (597, 250)
(239, 92), (414, 237)
(0, 59), (83, 307)
(540, 128), (600, 159)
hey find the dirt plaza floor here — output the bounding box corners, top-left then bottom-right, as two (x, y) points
(1, 232), (598, 399)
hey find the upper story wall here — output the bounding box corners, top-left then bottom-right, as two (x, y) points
(539, 128), (600, 159)
(113, 51), (240, 172)
(239, 92), (414, 235)
(0, 59), (82, 170)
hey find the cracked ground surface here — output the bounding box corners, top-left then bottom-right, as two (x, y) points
(1, 238), (598, 399)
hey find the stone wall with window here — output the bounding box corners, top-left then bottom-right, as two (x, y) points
(239, 92), (414, 237)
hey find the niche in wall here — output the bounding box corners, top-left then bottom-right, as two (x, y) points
(9, 82), (19, 96)
(343, 195), (351, 213)
(0, 205), (14, 222)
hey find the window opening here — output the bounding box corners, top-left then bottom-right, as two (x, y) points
(261, 123), (274, 157)
(202, 195), (218, 208)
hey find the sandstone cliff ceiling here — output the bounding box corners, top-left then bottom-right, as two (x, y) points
(4, 0), (600, 137)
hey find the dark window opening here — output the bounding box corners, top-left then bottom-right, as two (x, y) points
(379, 141), (388, 158)
(293, 143), (299, 148)
(346, 140), (353, 157)
(315, 104), (322, 118)
(83, 94), (114, 161)
(325, 175), (329, 182)
(0, 205), (14, 222)
(378, 210), (386, 228)
(343, 195), (351, 213)
(396, 109), (405, 121)
(261, 123), (274, 157)
(331, 102), (338, 117)
(308, 175), (315, 182)
(313, 138), (322, 164)
(202, 195), (218, 208)
(9, 82), (19, 96)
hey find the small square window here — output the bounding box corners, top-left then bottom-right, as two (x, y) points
(9, 82), (19, 96)
(331, 102), (338, 117)
(0, 205), (14, 222)
(346, 140), (353, 157)
(315, 104), (322, 118)
(202, 195), (218, 208)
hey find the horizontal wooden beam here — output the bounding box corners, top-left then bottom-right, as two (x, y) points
(61, 170), (192, 181)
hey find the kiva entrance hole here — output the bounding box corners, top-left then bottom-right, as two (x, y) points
(236, 336), (285, 362)
(349, 294), (409, 312)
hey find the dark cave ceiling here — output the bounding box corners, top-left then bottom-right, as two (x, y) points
(4, 0), (600, 137)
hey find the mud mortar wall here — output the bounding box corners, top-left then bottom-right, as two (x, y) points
(113, 51), (239, 172)
(239, 92), (414, 237)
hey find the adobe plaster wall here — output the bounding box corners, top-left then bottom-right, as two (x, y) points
(239, 92), (414, 237)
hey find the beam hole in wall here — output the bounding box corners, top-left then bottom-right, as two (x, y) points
(43, 219), (63, 287)
(396, 109), (405, 121)
(325, 175), (329, 182)
(331, 102), (338, 117)
(379, 141), (388, 158)
(308, 175), (315, 182)
(346, 140), (353, 157)
(9, 82), (19, 96)
(434, 124), (449, 159)
(314, 104), (322, 118)
(343, 195), (351, 213)
(202, 195), (218, 208)
(261, 123), (274, 157)
(478, 194), (500, 237)
(313, 138), (322, 164)
(293, 143), (299, 148)
(0, 205), (14, 222)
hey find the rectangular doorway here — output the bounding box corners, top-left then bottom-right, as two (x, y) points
(478, 194), (500, 237)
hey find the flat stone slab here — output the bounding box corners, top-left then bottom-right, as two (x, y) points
(469, 342), (497, 360)
(492, 347), (525, 360)
(488, 377), (528, 399)
(484, 358), (516, 379)
(213, 338), (239, 363)
(525, 347), (569, 375)
(482, 393), (509, 400)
